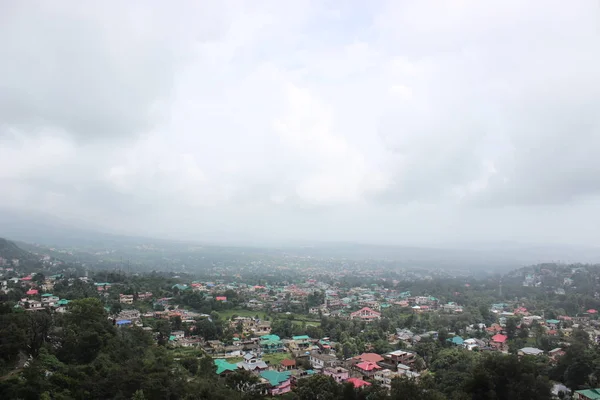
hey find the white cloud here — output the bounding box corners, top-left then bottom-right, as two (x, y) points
(1, 0), (600, 245)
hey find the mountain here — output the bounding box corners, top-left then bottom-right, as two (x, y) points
(0, 237), (37, 264)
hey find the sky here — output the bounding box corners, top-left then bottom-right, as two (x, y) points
(1, 0), (600, 246)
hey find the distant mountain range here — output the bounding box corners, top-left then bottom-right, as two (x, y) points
(2, 208), (600, 272)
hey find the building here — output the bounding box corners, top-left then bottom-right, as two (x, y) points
(214, 359), (238, 376)
(518, 347), (544, 356)
(260, 334), (284, 353)
(237, 352), (268, 372)
(137, 291), (153, 301)
(354, 361), (382, 378)
(490, 334), (508, 351)
(575, 389), (600, 400)
(119, 294), (134, 304)
(347, 377), (371, 389)
(354, 353), (384, 364)
(384, 350), (417, 368)
(260, 371), (292, 396)
(280, 359), (296, 371)
(309, 352), (338, 369)
(374, 369), (401, 389)
(323, 367), (349, 383)
(350, 307), (381, 321)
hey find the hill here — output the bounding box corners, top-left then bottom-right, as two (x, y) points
(0, 237), (35, 263)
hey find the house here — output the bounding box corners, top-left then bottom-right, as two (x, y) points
(260, 371), (292, 396)
(354, 353), (384, 364)
(172, 330), (185, 340)
(347, 377), (371, 389)
(575, 389), (600, 400)
(350, 307), (381, 321)
(280, 359), (296, 371)
(137, 291), (153, 301)
(237, 352), (268, 371)
(309, 352), (338, 369)
(214, 359), (238, 376)
(518, 347), (544, 356)
(254, 321), (272, 336)
(384, 350), (416, 368)
(374, 369), (401, 389)
(41, 294), (59, 306)
(292, 335), (312, 349)
(490, 334), (508, 351)
(323, 367), (349, 383)
(354, 361), (382, 378)
(25, 300), (44, 310)
(95, 282), (111, 291)
(260, 334), (284, 353)
(447, 336), (464, 346)
(549, 348), (566, 362)
(546, 319), (560, 329)
(119, 294), (134, 304)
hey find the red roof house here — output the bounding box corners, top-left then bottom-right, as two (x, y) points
(26, 289), (39, 296)
(216, 296), (227, 301)
(354, 353), (384, 363)
(350, 307), (381, 321)
(354, 361), (381, 378)
(280, 359), (296, 370)
(347, 377), (371, 389)
(491, 334), (507, 343)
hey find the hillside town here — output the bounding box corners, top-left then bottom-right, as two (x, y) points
(3, 248), (600, 399)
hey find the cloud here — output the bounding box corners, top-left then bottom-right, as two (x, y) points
(1, 0), (600, 245)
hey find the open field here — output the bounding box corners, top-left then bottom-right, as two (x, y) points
(215, 309), (321, 327)
(262, 352), (293, 365)
(216, 309), (267, 320)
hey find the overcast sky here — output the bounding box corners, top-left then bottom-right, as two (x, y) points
(1, 1), (600, 246)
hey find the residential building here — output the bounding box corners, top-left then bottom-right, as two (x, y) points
(260, 334), (284, 353)
(518, 347), (544, 356)
(119, 294), (134, 304)
(323, 367), (349, 383)
(354, 353), (384, 364)
(354, 361), (382, 378)
(350, 307), (381, 321)
(237, 352), (268, 371)
(309, 352), (338, 369)
(374, 369), (400, 389)
(260, 371), (292, 396)
(280, 359), (296, 371)
(575, 389), (600, 400)
(347, 377), (371, 389)
(384, 350), (417, 368)
(214, 359), (238, 376)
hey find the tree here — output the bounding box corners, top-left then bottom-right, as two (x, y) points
(505, 318), (518, 340)
(295, 374), (342, 400)
(132, 390), (146, 400)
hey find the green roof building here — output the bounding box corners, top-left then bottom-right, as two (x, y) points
(260, 370), (291, 386)
(214, 359), (238, 375)
(292, 335), (310, 341)
(574, 388), (600, 399)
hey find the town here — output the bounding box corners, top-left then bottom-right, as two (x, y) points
(2, 238), (600, 399)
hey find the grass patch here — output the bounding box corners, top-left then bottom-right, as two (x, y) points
(263, 352), (293, 365)
(170, 347), (204, 359)
(216, 309), (267, 320)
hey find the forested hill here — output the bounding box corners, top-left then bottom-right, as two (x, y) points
(0, 238), (35, 263)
